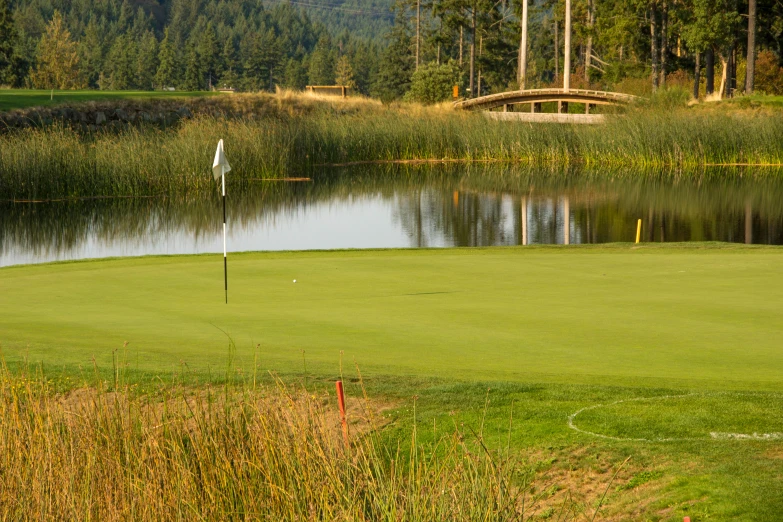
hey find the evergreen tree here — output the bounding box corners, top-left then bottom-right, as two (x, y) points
(218, 37), (238, 88)
(29, 11), (83, 89)
(245, 28), (283, 91)
(372, 9), (414, 101)
(78, 18), (104, 88)
(155, 28), (177, 88)
(283, 57), (308, 89)
(334, 55), (356, 88)
(106, 34), (137, 89)
(0, 0), (19, 85)
(183, 40), (203, 90)
(198, 22), (219, 89)
(136, 30), (158, 89)
(308, 34), (335, 85)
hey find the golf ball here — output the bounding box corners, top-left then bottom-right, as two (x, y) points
(293, 279), (297, 283)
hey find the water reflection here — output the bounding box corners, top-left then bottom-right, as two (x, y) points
(2, 164), (783, 266)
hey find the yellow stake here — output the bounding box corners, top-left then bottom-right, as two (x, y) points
(635, 219), (642, 244)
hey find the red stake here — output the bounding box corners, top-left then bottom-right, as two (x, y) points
(683, 517), (691, 522)
(335, 380), (349, 445)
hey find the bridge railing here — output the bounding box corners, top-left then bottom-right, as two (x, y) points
(454, 88), (640, 111)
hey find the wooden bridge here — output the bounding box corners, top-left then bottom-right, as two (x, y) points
(454, 88), (639, 112)
(454, 88), (639, 124)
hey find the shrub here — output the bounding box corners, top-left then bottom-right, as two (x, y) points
(404, 61), (463, 104)
(754, 50), (783, 95)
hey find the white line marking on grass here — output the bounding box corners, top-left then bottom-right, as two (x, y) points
(710, 432), (783, 440)
(567, 392), (783, 443)
(567, 394), (699, 442)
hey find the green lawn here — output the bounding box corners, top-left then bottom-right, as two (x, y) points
(2, 244), (782, 390)
(0, 89), (216, 111)
(2, 244), (782, 520)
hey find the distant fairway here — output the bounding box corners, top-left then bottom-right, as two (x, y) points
(0, 89), (216, 111)
(2, 244), (782, 390)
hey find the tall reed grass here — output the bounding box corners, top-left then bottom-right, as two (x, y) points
(2, 93), (782, 199)
(0, 362), (558, 521)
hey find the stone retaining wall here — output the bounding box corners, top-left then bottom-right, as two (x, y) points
(0, 104), (193, 133)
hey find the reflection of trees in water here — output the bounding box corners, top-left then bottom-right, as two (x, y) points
(3, 164), (783, 261)
(392, 190), (515, 247)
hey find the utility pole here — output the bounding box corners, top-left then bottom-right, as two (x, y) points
(518, 0), (528, 89)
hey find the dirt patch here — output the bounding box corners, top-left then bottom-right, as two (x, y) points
(521, 446), (672, 520)
(764, 446), (783, 460)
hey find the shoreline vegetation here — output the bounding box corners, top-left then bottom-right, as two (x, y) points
(0, 363), (542, 520)
(2, 90), (783, 199)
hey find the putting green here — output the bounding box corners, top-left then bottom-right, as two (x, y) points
(2, 245), (782, 389)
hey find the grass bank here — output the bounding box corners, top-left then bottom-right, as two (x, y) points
(0, 365), (539, 521)
(2, 91), (783, 199)
(0, 89), (216, 112)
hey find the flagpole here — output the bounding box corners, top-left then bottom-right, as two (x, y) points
(222, 171), (227, 304)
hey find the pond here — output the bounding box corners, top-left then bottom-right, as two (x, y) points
(2, 164), (782, 267)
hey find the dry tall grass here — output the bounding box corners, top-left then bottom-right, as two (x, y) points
(4, 90), (782, 200)
(0, 363), (550, 521)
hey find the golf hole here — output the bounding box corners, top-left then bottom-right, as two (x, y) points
(568, 392), (783, 442)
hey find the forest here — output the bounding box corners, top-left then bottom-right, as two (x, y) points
(0, 0), (782, 102)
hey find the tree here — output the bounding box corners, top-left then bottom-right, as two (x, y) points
(78, 18), (104, 88)
(105, 34), (137, 89)
(308, 34), (335, 85)
(29, 11), (83, 89)
(245, 28), (284, 91)
(0, 0), (20, 85)
(334, 55), (356, 88)
(372, 6), (414, 101)
(754, 50), (783, 94)
(198, 22), (219, 89)
(155, 28), (177, 88)
(745, 0), (756, 93)
(283, 57), (308, 89)
(681, 0), (741, 97)
(136, 31), (158, 90)
(404, 60), (462, 103)
(183, 40), (203, 90)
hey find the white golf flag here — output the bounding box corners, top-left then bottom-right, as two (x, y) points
(212, 139), (231, 181)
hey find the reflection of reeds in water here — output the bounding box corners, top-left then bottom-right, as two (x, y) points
(3, 164), (783, 258)
(2, 100), (783, 199)
(0, 362), (540, 520)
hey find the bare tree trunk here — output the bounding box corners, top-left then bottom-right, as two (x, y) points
(693, 51), (701, 100)
(518, 0), (528, 88)
(564, 0), (571, 91)
(477, 35), (483, 96)
(706, 46), (714, 94)
(730, 42), (737, 96)
(415, 0), (420, 70)
(459, 26), (463, 66)
(746, 0), (756, 93)
(584, 0), (594, 82)
(719, 54), (728, 99)
(554, 19), (559, 81)
(650, 3), (659, 91)
(469, 6), (476, 97)
(660, 1), (668, 86)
